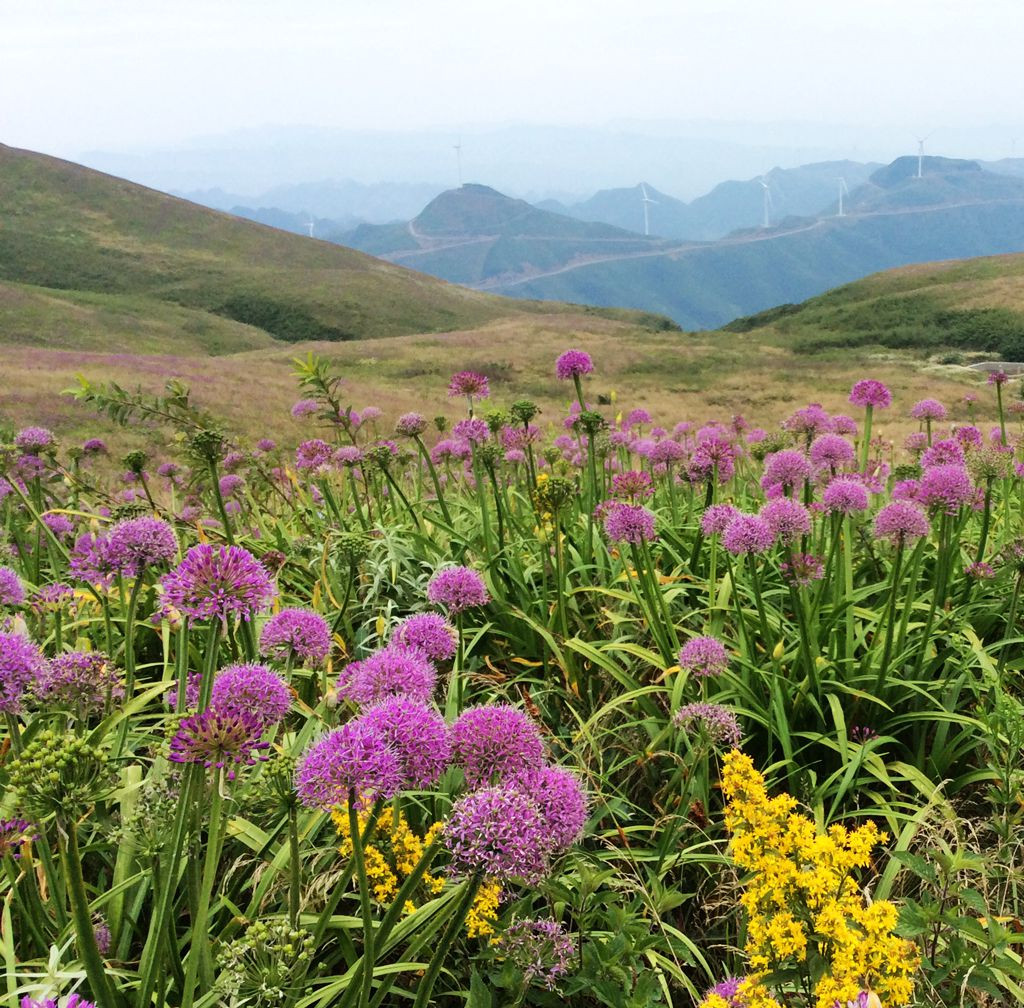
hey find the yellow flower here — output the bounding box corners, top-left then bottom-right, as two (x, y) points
(466, 879), (501, 938)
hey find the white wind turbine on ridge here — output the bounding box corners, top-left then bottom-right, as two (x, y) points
(639, 183), (658, 236)
(759, 176), (774, 229)
(836, 177), (849, 217)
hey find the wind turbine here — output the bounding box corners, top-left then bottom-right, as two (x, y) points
(836, 177), (849, 217)
(305, 217), (315, 238)
(453, 137), (463, 187)
(759, 177), (774, 228)
(639, 182), (658, 236)
(914, 131), (935, 179)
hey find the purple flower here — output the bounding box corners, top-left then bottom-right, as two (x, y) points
(0, 567), (24, 608)
(701, 503), (740, 536)
(14, 427), (55, 453)
(334, 446), (363, 467)
(450, 704), (546, 789)
(0, 819), (35, 860)
(218, 474), (244, 498)
(678, 636), (729, 678)
(874, 502), (930, 546)
(555, 349), (594, 380)
(211, 663), (291, 727)
(41, 513), (75, 540)
(295, 722), (402, 808)
(357, 697), (451, 788)
(82, 438), (107, 455)
(169, 708), (270, 779)
(673, 703), (742, 746)
(260, 608), (331, 665)
(34, 651), (123, 713)
(612, 470), (655, 501)
(498, 918), (576, 989)
(256, 438), (277, 453)
(781, 552), (825, 586)
(822, 478), (870, 515)
(910, 398), (948, 421)
(759, 497), (811, 545)
(966, 560), (995, 580)
(343, 644), (437, 705)
(291, 398), (320, 418)
(783, 403), (832, 438)
(69, 532), (119, 587)
(395, 412), (427, 437)
(603, 502), (657, 544)
(917, 464), (974, 514)
(105, 516), (178, 575)
(160, 544), (277, 622)
(21, 997), (97, 1008)
(448, 371), (490, 400)
(443, 786), (551, 882)
(295, 439), (333, 472)
(988, 369), (1010, 386)
(508, 765), (587, 851)
(921, 438), (965, 468)
(0, 632), (46, 714)
(452, 418), (490, 444)
(427, 566), (489, 613)
(762, 450), (811, 494)
(810, 434), (855, 470)
(391, 612), (457, 662)
(722, 514), (775, 556)
(849, 379), (892, 409)
(33, 583), (74, 611)
(904, 432), (927, 456)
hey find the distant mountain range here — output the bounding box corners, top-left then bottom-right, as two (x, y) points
(336, 156), (1024, 329)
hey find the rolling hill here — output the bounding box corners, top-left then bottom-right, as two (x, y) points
(0, 144), (672, 348)
(343, 184), (666, 286)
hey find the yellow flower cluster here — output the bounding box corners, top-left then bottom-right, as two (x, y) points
(332, 805), (501, 937)
(714, 750), (918, 1008)
(332, 806), (444, 910)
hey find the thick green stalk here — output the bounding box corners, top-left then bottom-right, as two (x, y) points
(349, 796), (375, 1008)
(873, 541), (905, 695)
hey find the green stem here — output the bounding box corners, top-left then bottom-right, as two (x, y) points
(349, 796), (375, 1008)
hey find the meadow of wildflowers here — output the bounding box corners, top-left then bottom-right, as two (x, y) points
(1, 351), (1023, 1007)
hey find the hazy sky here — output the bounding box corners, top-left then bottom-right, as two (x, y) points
(3, 0), (1023, 156)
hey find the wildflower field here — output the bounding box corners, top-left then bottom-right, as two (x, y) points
(2, 349), (1024, 1008)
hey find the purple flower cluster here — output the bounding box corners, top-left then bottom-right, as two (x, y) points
(211, 663), (291, 727)
(822, 478), (870, 515)
(674, 703), (742, 746)
(448, 371), (490, 400)
(874, 502), (930, 546)
(295, 439), (333, 472)
(910, 398), (948, 421)
(169, 708), (270, 780)
(160, 544), (277, 622)
(603, 502), (657, 545)
(507, 765), (587, 850)
(722, 514), (774, 556)
(916, 464), (974, 514)
(0, 819), (35, 859)
(105, 516), (178, 575)
(555, 349), (594, 380)
(701, 503), (739, 536)
(810, 434), (855, 471)
(395, 412), (427, 437)
(701, 977), (747, 1007)
(849, 379), (892, 409)
(260, 608), (332, 664)
(450, 704), (545, 788)
(34, 651), (124, 713)
(498, 918), (576, 989)
(340, 644), (437, 705)
(761, 450), (810, 495)
(295, 721), (403, 808)
(0, 567), (24, 608)
(390, 612), (458, 661)
(0, 632), (46, 714)
(427, 566), (489, 613)
(678, 636), (729, 678)
(21, 997), (96, 1008)
(359, 697), (451, 788)
(759, 497), (811, 545)
(14, 427), (55, 453)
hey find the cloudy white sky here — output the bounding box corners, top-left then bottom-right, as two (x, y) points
(3, 0), (1023, 156)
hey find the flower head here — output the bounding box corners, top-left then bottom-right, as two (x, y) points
(555, 349), (594, 380)
(0, 567), (25, 608)
(343, 644), (437, 705)
(822, 478), (870, 515)
(910, 398), (947, 421)
(34, 651), (123, 713)
(211, 663), (291, 727)
(603, 502), (657, 544)
(508, 765), (587, 851)
(849, 380), (892, 409)
(0, 632), (46, 714)
(916, 464), (974, 514)
(722, 514), (775, 556)
(169, 708), (270, 779)
(105, 516), (178, 575)
(291, 398), (320, 418)
(759, 497), (811, 545)
(160, 544), (277, 622)
(451, 704), (546, 789)
(497, 918), (576, 990)
(679, 636), (730, 678)
(357, 697), (451, 788)
(810, 434), (855, 470)
(444, 786), (551, 882)
(874, 502), (930, 546)
(448, 371), (490, 399)
(0, 819), (35, 860)
(295, 722), (402, 808)
(390, 612), (458, 662)
(395, 412), (427, 437)
(674, 703), (742, 746)
(988, 369), (1010, 386)
(701, 503), (740, 536)
(295, 439), (333, 472)
(427, 566), (489, 613)
(14, 427), (55, 453)
(259, 608), (331, 665)
(762, 450), (811, 494)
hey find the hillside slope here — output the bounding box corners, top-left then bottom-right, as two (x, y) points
(0, 145), (655, 345)
(725, 252), (1024, 360)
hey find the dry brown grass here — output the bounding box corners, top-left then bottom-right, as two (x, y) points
(0, 312), (1004, 454)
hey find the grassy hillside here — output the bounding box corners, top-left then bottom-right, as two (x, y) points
(0, 145), (665, 345)
(726, 252), (1024, 360)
